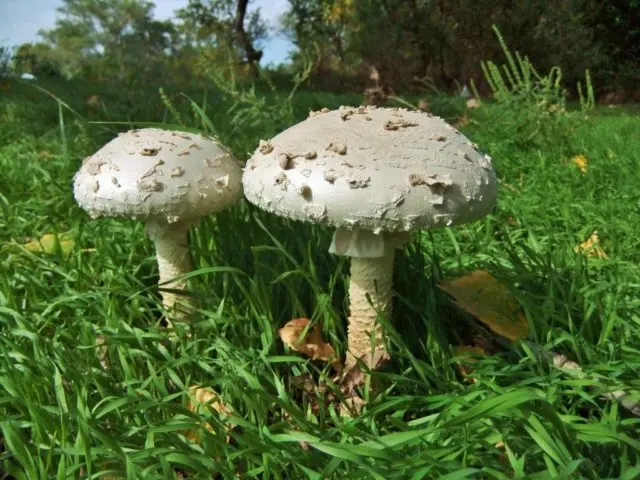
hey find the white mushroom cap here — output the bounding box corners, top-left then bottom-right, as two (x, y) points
(73, 128), (243, 224)
(242, 106), (497, 234)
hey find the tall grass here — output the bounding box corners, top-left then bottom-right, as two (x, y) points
(0, 74), (639, 478)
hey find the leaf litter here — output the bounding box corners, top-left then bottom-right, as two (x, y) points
(440, 270), (638, 416)
(278, 318), (389, 417)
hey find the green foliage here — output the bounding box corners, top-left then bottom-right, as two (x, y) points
(176, 0), (267, 66)
(1, 78), (640, 478)
(195, 53), (314, 154)
(577, 70), (596, 112)
(479, 26), (594, 153)
(582, 0), (640, 94)
(38, 0), (179, 82)
(13, 0), (638, 98)
(0, 45), (12, 80)
(13, 43), (61, 78)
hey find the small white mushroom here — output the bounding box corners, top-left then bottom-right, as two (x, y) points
(242, 106), (497, 371)
(73, 128), (243, 324)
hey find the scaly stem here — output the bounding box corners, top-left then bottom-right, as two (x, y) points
(145, 220), (194, 323)
(345, 248), (395, 371)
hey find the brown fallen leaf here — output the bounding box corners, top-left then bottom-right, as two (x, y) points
(339, 395), (366, 418)
(439, 270), (529, 342)
(86, 94), (101, 109)
(466, 98), (481, 109)
(574, 230), (608, 259)
(185, 386), (234, 443)
(453, 345), (488, 384)
(95, 335), (110, 370)
(339, 349), (388, 397)
(279, 318), (339, 369)
(417, 98), (430, 112)
(454, 112), (470, 128)
(570, 154), (588, 174)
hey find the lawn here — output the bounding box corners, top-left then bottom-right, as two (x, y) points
(1, 78), (639, 479)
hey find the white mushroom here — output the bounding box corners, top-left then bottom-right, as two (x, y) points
(242, 106), (497, 370)
(73, 128), (243, 321)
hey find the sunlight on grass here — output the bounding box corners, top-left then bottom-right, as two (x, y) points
(1, 79), (639, 478)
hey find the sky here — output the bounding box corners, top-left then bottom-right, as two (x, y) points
(0, 0), (294, 65)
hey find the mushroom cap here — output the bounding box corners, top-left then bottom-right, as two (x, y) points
(73, 128), (243, 224)
(242, 106), (497, 233)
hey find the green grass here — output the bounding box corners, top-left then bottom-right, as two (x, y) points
(1, 78), (639, 479)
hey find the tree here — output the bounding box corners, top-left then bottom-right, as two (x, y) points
(281, 0), (357, 86)
(39, 0), (177, 82)
(176, 0), (267, 74)
(13, 43), (61, 77)
(0, 44), (13, 79)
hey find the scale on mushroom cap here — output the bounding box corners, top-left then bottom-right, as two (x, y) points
(242, 105), (497, 371)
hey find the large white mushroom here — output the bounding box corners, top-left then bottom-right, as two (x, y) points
(73, 128), (243, 321)
(242, 106), (497, 370)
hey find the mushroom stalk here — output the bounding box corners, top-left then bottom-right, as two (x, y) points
(345, 248), (395, 370)
(145, 220), (194, 320)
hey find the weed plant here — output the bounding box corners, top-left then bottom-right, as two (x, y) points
(479, 26), (596, 156)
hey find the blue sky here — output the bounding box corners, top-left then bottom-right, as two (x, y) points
(0, 0), (294, 65)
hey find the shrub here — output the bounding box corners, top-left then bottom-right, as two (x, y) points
(478, 26), (594, 153)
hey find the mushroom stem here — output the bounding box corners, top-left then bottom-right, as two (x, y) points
(345, 248), (395, 370)
(145, 220), (194, 322)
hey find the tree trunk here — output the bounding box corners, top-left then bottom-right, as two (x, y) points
(234, 0), (262, 73)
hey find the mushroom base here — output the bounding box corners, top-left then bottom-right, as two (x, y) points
(345, 249), (395, 371)
(146, 220), (194, 324)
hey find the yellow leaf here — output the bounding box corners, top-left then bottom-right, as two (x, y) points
(23, 232), (76, 256)
(574, 230), (608, 259)
(325, 0), (355, 23)
(185, 386), (233, 444)
(570, 154), (588, 174)
(439, 270), (529, 341)
(279, 318), (339, 367)
(466, 98), (481, 109)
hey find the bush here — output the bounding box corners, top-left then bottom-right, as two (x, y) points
(477, 26), (594, 154)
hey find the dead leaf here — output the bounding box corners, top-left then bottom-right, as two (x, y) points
(454, 112), (471, 128)
(86, 94), (101, 109)
(570, 154), (588, 174)
(95, 335), (110, 370)
(573, 230), (608, 259)
(23, 232), (76, 256)
(466, 98), (481, 109)
(339, 349), (388, 397)
(417, 98), (430, 112)
(279, 318), (339, 368)
(185, 386), (234, 443)
(439, 270), (529, 341)
(339, 395), (366, 418)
